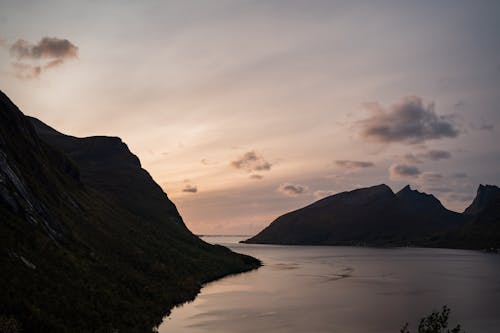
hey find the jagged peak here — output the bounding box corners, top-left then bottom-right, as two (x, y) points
(464, 184), (500, 215)
(396, 185), (433, 197)
(478, 184), (499, 192)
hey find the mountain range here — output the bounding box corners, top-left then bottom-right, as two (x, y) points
(0, 91), (260, 332)
(244, 184), (500, 249)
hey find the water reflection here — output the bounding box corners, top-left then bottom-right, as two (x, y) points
(159, 236), (500, 333)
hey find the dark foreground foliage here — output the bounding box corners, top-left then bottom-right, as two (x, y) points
(401, 306), (464, 333)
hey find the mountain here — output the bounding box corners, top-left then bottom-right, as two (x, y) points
(464, 184), (500, 220)
(444, 184), (500, 249)
(0, 91), (260, 333)
(243, 184), (466, 246)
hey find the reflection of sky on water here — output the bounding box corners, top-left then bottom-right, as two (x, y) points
(159, 237), (500, 333)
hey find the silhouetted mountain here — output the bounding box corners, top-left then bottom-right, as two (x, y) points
(246, 183), (500, 249)
(464, 184), (500, 220)
(244, 184), (464, 246)
(440, 185), (500, 249)
(0, 91), (259, 332)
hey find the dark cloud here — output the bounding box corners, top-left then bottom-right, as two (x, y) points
(335, 160), (374, 169)
(182, 184), (198, 193)
(360, 96), (460, 144)
(419, 150), (452, 161)
(277, 183), (308, 196)
(249, 174), (263, 180)
(10, 37), (78, 60)
(231, 151), (272, 173)
(8, 37), (78, 79)
(389, 163), (421, 179)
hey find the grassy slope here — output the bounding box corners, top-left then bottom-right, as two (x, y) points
(0, 91), (260, 332)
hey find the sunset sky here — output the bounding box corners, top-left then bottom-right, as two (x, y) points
(1, 1), (499, 235)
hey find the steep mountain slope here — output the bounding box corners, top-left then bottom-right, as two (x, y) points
(244, 184), (464, 246)
(444, 185), (500, 249)
(464, 184), (500, 220)
(0, 91), (259, 333)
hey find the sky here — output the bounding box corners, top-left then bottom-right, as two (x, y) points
(1, 1), (499, 235)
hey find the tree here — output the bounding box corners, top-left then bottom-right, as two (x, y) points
(401, 306), (464, 333)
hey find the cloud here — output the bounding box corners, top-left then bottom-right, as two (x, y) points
(313, 190), (336, 199)
(389, 163), (421, 179)
(335, 160), (374, 170)
(43, 58), (65, 69)
(10, 37), (78, 60)
(419, 150), (451, 161)
(11, 62), (42, 79)
(249, 174), (263, 180)
(277, 183), (308, 196)
(402, 153), (422, 164)
(201, 158), (219, 165)
(182, 184), (198, 193)
(231, 150), (272, 173)
(359, 96), (460, 144)
(8, 37), (79, 79)
(479, 123), (494, 131)
(426, 187), (453, 193)
(421, 172), (444, 182)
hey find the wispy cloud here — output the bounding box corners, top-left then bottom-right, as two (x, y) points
(402, 153), (423, 164)
(421, 172), (444, 182)
(335, 160), (374, 170)
(419, 149), (452, 161)
(313, 190), (336, 199)
(182, 184), (198, 193)
(478, 123), (495, 131)
(277, 183), (308, 196)
(10, 37), (78, 60)
(360, 96), (459, 144)
(231, 150), (272, 173)
(8, 37), (78, 79)
(389, 163), (421, 179)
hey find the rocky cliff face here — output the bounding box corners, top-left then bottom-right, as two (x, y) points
(0, 91), (259, 332)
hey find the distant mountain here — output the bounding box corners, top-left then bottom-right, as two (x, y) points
(244, 183), (500, 248)
(0, 91), (259, 333)
(444, 184), (500, 249)
(464, 184), (500, 220)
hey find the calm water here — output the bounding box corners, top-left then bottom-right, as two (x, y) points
(158, 236), (500, 333)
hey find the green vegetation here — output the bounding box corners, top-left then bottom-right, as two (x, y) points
(401, 306), (464, 333)
(0, 91), (260, 332)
